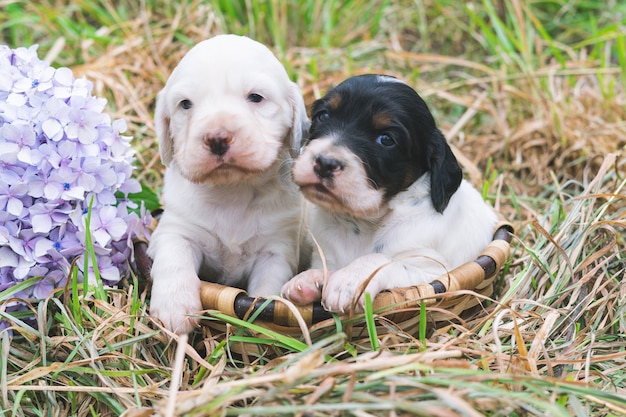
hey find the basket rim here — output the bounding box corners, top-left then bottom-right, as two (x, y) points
(134, 222), (514, 328)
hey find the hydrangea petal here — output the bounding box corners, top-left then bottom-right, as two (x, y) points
(42, 119), (64, 141)
(0, 246), (18, 268)
(14, 258), (36, 279)
(7, 196), (24, 216)
(7, 92), (27, 106)
(32, 213), (53, 234)
(92, 228), (112, 247)
(18, 146), (43, 165)
(12, 78), (32, 93)
(33, 277), (55, 299)
(106, 217), (128, 241)
(34, 238), (54, 258)
(0, 142), (19, 161)
(1, 123), (21, 142)
(96, 166), (118, 187)
(119, 178), (141, 194)
(43, 182), (63, 200)
(99, 263), (120, 283)
(53, 67), (74, 86)
(62, 185), (85, 200)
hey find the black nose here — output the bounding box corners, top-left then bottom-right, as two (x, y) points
(314, 155), (344, 179)
(204, 133), (231, 156)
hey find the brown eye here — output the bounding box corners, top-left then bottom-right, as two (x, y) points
(248, 93), (264, 103)
(180, 99), (192, 110)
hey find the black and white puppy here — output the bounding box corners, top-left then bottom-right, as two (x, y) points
(281, 74), (498, 313)
(148, 35), (309, 334)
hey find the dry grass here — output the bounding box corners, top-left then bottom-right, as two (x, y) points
(1, 0), (625, 416)
(56, 2), (626, 202)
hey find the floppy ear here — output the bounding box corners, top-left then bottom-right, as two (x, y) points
(428, 128), (463, 213)
(154, 90), (174, 167)
(287, 81), (310, 157)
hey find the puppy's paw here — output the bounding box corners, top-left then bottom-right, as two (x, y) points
(281, 269), (326, 305)
(321, 254), (390, 314)
(320, 271), (368, 314)
(150, 281), (203, 334)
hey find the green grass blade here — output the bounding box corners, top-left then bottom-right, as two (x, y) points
(205, 311), (308, 352)
(363, 292), (379, 351)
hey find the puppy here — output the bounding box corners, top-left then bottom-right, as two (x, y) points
(281, 74), (498, 313)
(148, 35), (309, 334)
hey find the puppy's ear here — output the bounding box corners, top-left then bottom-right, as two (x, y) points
(428, 129), (463, 213)
(154, 90), (174, 167)
(287, 82), (310, 157)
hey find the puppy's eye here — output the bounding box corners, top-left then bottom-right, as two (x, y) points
(248, 93), (264, 103)
(314, 111), (330, 123)
(179, 99), (193, 110)
(376, 134), (395, 147)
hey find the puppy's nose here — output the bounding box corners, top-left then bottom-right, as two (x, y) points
(204, 132), (232, 156)
(314, 155), (344, 179)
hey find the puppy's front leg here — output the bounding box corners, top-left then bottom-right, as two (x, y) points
(247, 253), (295, 298)
(148, 233), (204, 334)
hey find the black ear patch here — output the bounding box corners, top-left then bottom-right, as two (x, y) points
(427, 128), (462, 213)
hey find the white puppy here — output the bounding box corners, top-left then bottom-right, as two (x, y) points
(281, 75), (498, 313)
(148, 35), (309, 334)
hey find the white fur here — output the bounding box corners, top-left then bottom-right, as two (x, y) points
(292, 137), (384, 217)
(148, 35), (309, 334)
(282, 174), (498, 313)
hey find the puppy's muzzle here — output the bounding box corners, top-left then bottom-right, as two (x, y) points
(314, 155), (344, 179)
(204, 132), (232, 157)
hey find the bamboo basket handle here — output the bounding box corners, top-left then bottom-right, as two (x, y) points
(134, 222), (514, 328)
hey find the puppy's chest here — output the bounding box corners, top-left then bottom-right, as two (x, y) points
(312, 213), (381, 268)
(212, 200), (257, 235)
(201, 198), (289, 253)
(204, 192), (300, 262)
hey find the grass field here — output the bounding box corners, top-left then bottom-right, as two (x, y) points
(1, 0), (625, 416)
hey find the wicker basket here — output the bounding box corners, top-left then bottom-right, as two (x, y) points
(134, 221), (514, 346)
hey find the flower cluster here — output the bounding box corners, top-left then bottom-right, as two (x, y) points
(0, 45), (151, 307)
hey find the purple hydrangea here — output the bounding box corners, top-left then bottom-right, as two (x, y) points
(0, 45), (151, 305)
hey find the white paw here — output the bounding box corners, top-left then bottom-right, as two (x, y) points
(320, 270), (375, 314)
(321, 254), (390, 313)
(150, 280), (202, 334)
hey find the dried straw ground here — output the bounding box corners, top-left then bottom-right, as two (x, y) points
(2, 2), (625, 416)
